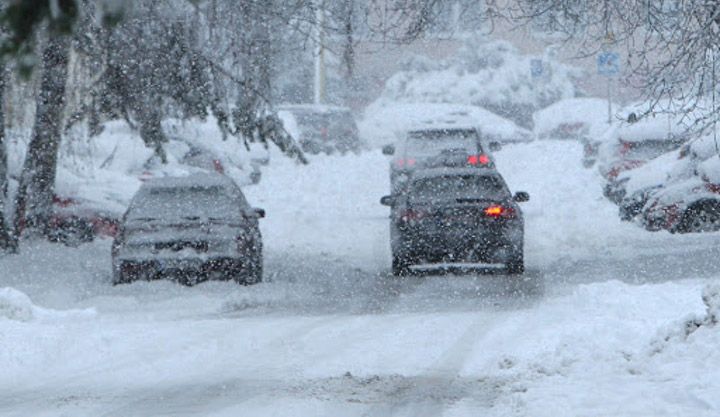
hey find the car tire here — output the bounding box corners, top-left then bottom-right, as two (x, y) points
(113, 266), (135, 285)
(391, 253), (412, 276)
(506, 250), (524, 275)
(235, 255), (263, 285)
(677, 201), (720, 233)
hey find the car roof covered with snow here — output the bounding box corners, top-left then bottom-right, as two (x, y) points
(136, 173), (241, 196)
(361, 102), (533, 146)
(277, 103), (353, 114)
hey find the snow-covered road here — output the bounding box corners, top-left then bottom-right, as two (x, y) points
(1, 141), (719, 416)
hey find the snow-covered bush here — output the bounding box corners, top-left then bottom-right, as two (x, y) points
(373, 38), (583, 128)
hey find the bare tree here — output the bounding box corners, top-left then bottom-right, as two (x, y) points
(0, 63), (10, 250)
(13, 34), (71, 239)
(510, 0), (720, 133)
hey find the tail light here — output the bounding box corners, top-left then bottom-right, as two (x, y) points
(484, 205), (515, 219)
(212, 159), (225, 174)
(467, 154), (490, 166)
(706, 183), (720, 194)
(395, 158), (416, 168)
(619, 140), (632, 156)
(400, 208), (426, 224)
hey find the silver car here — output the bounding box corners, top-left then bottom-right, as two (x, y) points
(112, 173), (264, 285)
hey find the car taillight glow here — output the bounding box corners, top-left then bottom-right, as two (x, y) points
(706, 183), (720, 194)
(395, 158), (416, 168)
(484, 205), (515, 218)
(467, 154), (490, 166)
(400, 209), (426, 223)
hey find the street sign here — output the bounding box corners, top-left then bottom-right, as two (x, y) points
(597, 51), (620, 77)
(530, 59), (544, 78)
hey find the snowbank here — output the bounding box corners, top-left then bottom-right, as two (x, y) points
(0, 287), (95, 322)
(0, 287), (35, 321)
(9, 118), (268, 222)
(369, 39), (582, 128)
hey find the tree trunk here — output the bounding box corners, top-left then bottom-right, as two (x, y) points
(137, 101), (168, 163)
(13, 35), (71, 242)
(0, 64), (11, 250)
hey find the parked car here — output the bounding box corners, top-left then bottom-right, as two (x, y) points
(533, 97), (611, 142)
(47, 195), (120, 245)
(597, 101), (694, 181)
(380, 167), (529, 275)
(277, 104), (362, 154)
(610, 134), (717, 220)
(111, 173), (264, 285)
(640, 158), (720, 233)
(383, 127), (499, 194)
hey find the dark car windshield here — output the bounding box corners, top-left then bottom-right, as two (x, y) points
(410, 174), (507, 201)
(128, 186), (239, 221)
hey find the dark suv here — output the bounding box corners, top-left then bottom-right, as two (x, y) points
(382, 127), (499, 194)
(381, 167), (529, 275)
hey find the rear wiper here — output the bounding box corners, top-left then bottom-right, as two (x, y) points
(455, 198), (485, 203)
(182, 216), (201, 221)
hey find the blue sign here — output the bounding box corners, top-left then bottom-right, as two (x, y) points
(597, 51), (620, 76)
(530, 59), (544, 78)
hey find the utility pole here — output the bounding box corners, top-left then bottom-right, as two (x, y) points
(607, 76), (612, 124)
(314, 0), (326, 105)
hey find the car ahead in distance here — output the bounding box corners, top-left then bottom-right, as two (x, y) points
(383, 127), (499, 194)
(111, 173), (264, 285)
(533, 97), (612, 142)
(364, 102), (534, 149)
(277, 104), (362, 155)
(380, 167), (529, 275)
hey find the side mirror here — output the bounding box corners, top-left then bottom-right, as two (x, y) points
(248, 208), (266, 218)
(489, 141), (502, 152)
(380, 195), (396, 206)
(382, 144), (395, 155)
(513, 192), (529, 202)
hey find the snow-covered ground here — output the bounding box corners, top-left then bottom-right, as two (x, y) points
(1, 140), (720, 416)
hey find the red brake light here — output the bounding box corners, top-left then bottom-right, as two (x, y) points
(212, 159), (225, 174)
(400, 209), (426, 223)
(485, 205), (504, 216)
(395, 158), (416, 168)
(485, 205), (515, 218)
(467, 154), (490, 166)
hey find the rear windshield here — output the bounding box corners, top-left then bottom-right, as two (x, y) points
(405, 130), (481, 158)
(128, 185), (240, 221)
(410, 175), (507, 201)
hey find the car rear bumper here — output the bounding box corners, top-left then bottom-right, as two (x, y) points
(115, 257), (242, 282)
(394, 227), (522, 263)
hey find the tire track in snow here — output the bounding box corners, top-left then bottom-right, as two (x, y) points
(359, 312), (500, 417)
(0, 315), (350, 415)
